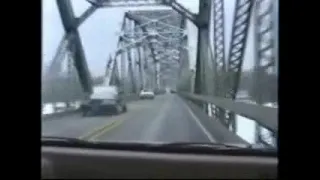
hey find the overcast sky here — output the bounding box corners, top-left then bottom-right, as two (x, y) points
(42, 0), (255, 77)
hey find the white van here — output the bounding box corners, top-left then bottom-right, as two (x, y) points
(80, 86), (127, 116)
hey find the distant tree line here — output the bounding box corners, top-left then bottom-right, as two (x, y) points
(176, 69), (277, 104)
(92, 76), (105, 86)
(239, 70), (278, 103)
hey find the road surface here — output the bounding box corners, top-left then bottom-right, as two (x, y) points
(41, 94), (215, 143)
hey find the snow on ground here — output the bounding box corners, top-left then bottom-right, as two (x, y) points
(236, 115), (255, 143)
(42, 86), (103, 115)
(236, 100), (277, 144)
(208, 91), (277, 144)
(42, 104), (54, 115)
(42, 101), (81, 115)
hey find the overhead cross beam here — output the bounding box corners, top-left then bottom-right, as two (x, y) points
(75, 5), (98, 28)
(87, 0), (198, 26)
(87, 0), (167, 7)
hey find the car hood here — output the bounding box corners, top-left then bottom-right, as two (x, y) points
(91, 140), (249, 148)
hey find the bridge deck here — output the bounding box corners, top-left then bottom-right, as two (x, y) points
(42, 94), (216, 143)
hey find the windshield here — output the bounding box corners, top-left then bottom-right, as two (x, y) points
(42, 0), (278, 150)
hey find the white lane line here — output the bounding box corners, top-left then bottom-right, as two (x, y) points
(179, 98), (216, 142)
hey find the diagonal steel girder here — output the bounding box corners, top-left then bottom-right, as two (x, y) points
(225, 0), (254, 100)
(45, 33), (72, 78)
(87, 0), (197, 26)
(46, 4), (97, 79)
(56, 0), (96, 94)
(224, 0), (254, 131)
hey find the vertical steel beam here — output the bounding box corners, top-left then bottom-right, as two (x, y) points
(178, 17), (188, 77)
(126, 18), (137, 93)
(105, 55), (113, 77)
(110, 55), (120, 86)
(252, 0), (277, 147)
(137, 45), (144, 91)
(194, 0), (212, 97)
(120, 49), (126, 92)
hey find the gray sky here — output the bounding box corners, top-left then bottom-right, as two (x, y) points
(42, 0), (255, 77)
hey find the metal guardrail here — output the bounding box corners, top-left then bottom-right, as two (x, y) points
(180, 97), (250, 144)
(178, 92), (278, 132)
(42, 94), (139, 120)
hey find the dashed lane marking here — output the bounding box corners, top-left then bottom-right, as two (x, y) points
(79, 119), (121, 140)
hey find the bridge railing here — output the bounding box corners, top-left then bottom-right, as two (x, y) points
(178, 92), (278, 134)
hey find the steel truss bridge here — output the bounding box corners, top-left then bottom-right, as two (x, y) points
(42, 0), (278, 148)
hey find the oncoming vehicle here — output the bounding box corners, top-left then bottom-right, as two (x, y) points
(80, 86), (127, 116)
(155, 88), (166, 95)
(139, 89), (155, 99)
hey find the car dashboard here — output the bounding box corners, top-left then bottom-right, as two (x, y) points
(42, 144), (277, 179)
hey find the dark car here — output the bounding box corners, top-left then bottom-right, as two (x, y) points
(170, 89), (177, 93)
(139, 89), (155, 99)
(81, 86), (127, 116)
(154, 89), (166, 95)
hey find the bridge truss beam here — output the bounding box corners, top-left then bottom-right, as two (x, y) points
(194, 0), (212, 97)
(56, 0), (93, 94)
(252, 0), (278, 147)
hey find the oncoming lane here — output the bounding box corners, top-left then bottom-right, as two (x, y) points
(41, 98), (158, 138)
(93, 94), (215, 143)
(41, 94), (216, 143)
